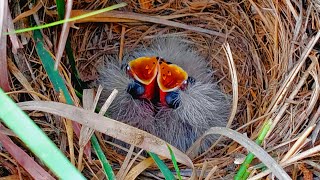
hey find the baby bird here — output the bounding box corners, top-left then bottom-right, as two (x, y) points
(97, 38), (230, 152)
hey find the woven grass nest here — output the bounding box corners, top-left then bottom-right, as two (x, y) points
(2, 0), (320, 179)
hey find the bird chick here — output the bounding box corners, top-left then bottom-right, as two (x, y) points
(97, 38), (230, 152)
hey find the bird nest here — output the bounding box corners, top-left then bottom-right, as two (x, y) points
(3, 0), (320, 179)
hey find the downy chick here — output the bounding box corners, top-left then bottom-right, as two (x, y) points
(97, 38), (230, 152)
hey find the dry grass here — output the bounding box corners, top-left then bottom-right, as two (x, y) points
(3, 0), (320, 179)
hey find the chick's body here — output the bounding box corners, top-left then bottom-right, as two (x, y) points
(97, 39), (230, 152)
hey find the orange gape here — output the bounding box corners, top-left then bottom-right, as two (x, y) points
(157, 58), (188, 107)
(127, 56), (189, 107)
(128, 57), (158, 85)
(127, 57), (158, 100)
(157, 58), (188, 92)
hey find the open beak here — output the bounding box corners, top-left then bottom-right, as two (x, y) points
(127, 57), (158, 85)
(126, 56), (190, 108)
(157, 58), (188, 92)
(157, 58), (188, 108)
(126, 57), (158, 100)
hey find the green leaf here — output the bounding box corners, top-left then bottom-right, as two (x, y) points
(56, 0), (66, 19)
(148, 152), (176, 180)
(29, 2), (127, 179)
(6, 3), (127, 35)
(91, 135), (115, 180)
(33, 30), (73, 104)
(167, 144), (182, 180)
(55, 0), (88, 96)
(234, 120), (272, 180)
(33, 19), (115, 180)
(0, 88), (85, 179)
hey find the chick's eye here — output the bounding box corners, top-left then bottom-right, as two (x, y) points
(120, 63), (128, 70)
(188, 76), (196, 85)
(180, 76), (195, 90)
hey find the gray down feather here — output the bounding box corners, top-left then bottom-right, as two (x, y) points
(97, 38), (231, 152)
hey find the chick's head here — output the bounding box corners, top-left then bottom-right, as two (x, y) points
(97, 38), (230, 152)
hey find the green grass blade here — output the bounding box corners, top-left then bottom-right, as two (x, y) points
(55, 0), (87, 92)
(55, 1), (115, 176)
(234, 120), (272, 180)
(30, 3), (126, 178)
(6, 3), (127, 35)
(34, 28), (115, 179)
(234, 153), (255, 180)
(167, 144), (182, 180)
(242, 170), (250, 180)
(65, 39), (88, 92)
(0, 88), (85, 179)
(148, 152), (176, 180)
(33, 30), (73, 104)
(56, 0), (66, 20)
(91, 135), (115, 180)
